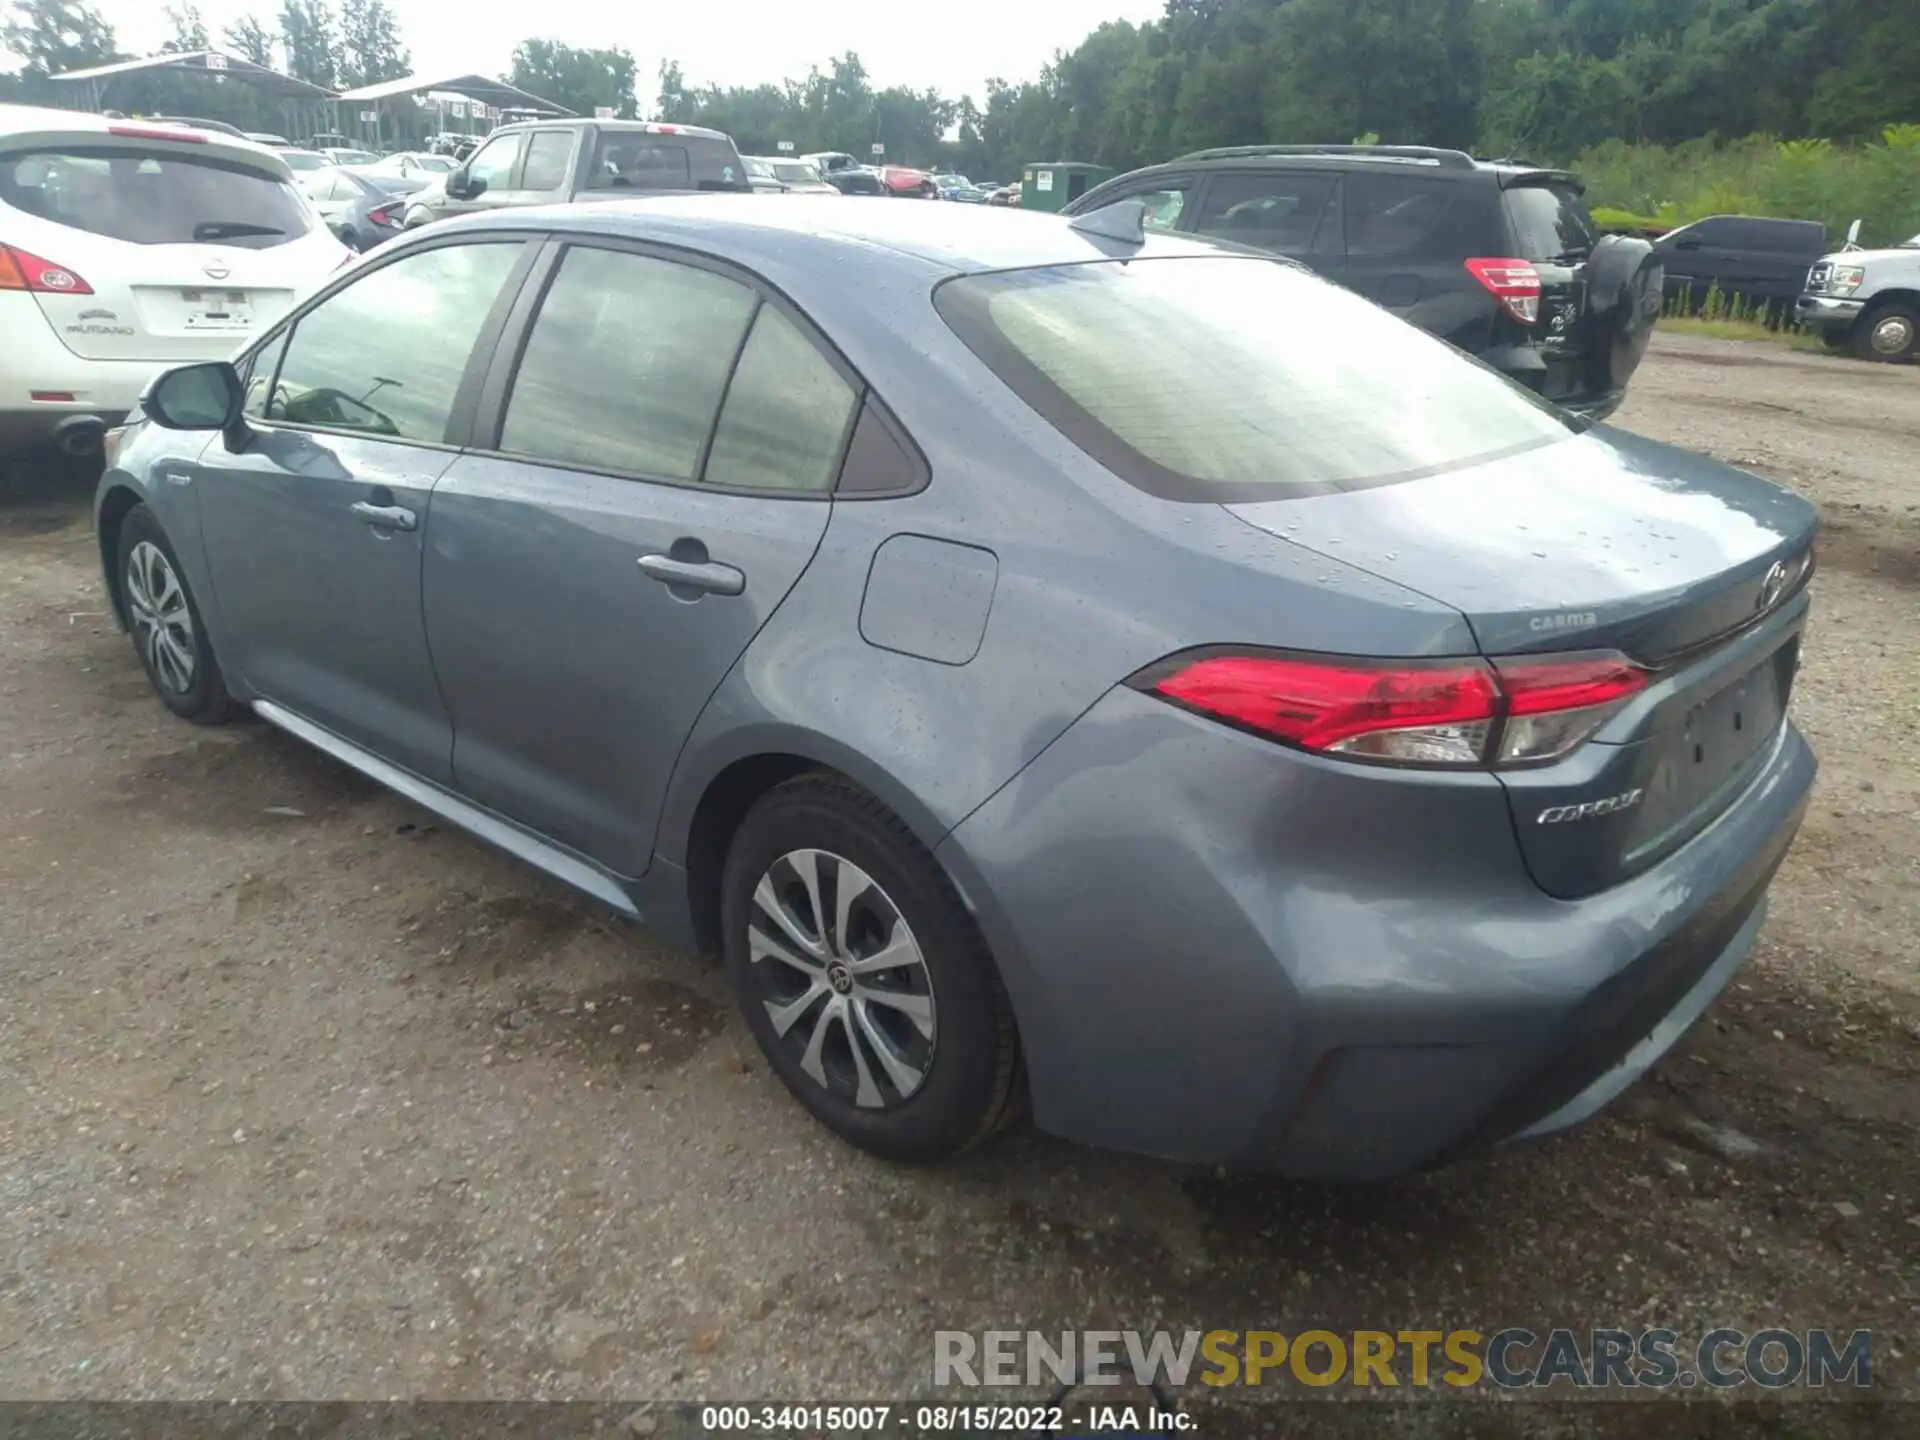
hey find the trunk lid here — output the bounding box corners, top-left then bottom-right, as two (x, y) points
(1228, 429), (1817, 897)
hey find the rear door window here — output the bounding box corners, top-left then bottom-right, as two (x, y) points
(0, 147), (313, 249)
(1192, 172), (1337, 256)
(704, 306), (859, 492)
(497, 246), (758, 479)
(1502, 182), (1598, 262)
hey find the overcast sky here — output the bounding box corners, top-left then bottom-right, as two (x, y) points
(82, 0), (1163, 104)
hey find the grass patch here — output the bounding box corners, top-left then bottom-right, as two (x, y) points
(1660, 315), (1830, 352)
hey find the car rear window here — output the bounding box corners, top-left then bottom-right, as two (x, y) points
(0, 147), (313, 249)
(586, 134), (747, 192)
(935, 256), (1574, 502)
(1503, 182), (1597, 262)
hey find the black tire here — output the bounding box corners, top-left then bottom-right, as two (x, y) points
(721, 773), (1022, 1161)
(116, 504), (238, 724)
(1851, 303), (1918, 364)
(1820, 329), (1850, 351)
(1583, 235), (1662, 395)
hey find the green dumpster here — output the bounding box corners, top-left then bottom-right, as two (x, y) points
(1021, 162), (1115, 213)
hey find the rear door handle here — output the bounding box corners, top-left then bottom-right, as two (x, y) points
(638, 554), (745, 596)
(351, 501), (417, 531)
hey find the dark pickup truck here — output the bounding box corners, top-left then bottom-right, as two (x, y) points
(402, 119), (751, 228)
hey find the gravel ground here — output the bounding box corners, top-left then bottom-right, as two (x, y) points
(0, 332), (1914, 1430)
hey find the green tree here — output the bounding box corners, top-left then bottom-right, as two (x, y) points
(278, 0), (338, 88)
(221, 15), (275, 68)
(160, 3), (207, 52)
(2, 0), (117, 78)
(508, 39), (637, 119)
(338, 0), (407, 87)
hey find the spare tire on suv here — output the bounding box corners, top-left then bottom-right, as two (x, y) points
(1582, 235), (1663, 401)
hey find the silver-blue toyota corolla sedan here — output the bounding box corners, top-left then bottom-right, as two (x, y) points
(94, 197), (1817, 1179)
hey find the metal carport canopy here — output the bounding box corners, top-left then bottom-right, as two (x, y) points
(46, 50), (338, 102)
(334, 74), (573, 116)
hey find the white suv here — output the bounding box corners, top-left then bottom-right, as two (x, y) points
(0, 105), (350, 456)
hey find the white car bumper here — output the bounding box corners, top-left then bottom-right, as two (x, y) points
(0, 293), (192, 449)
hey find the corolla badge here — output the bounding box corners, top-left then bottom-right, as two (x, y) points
(1538, 789), (1643, 824)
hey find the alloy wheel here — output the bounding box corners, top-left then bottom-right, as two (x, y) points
(746, 848), (937, 1109)
(125, 540), (197, 694)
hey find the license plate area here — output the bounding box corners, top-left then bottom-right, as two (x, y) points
(179, 288), (253, 330)
(1643, 641), (1795, 829)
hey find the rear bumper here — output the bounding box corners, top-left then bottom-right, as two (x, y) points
(1479, 341), (1623, 422)
(939, 687), (1815, 1179)
(1794, 295), (1863, 327)
(0, 294), (171, 451)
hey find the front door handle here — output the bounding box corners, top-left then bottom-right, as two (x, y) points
(351, 500), (417, 532)
(638, 554), (745, 596)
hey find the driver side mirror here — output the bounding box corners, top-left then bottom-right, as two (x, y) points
(447, 168), (482, 199)
(140, 361), (246, 440)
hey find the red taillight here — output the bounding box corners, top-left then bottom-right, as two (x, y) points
(1466, 257), (1541, 324)
(108, 125), (207, 142)
(0, 245), (94, 295)
(1136, 651), (1646, 768)
(367, 205), (396, 226)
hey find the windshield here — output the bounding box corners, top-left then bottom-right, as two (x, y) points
(745, 157), (775, 179)
(280, 151), (327, 171)
(331, 150), (379, 166)
(936, 256), (1573, 501)
(771, 161), (819, 183)
(0, 147), (314, 250)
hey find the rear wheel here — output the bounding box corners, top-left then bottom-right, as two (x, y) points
(1853, 304), (1917, 363)
(721, 774), (1022, 1161)
(1819, 329), (1850, 351)
(117, 504), (237, 724)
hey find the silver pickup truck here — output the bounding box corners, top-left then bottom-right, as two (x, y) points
(1795, 218), (1920, 363)
(402, 119), (752, 229)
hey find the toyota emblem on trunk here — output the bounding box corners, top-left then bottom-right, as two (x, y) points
(1756, 559), (1791, 613)
(202, 259), (231, 281)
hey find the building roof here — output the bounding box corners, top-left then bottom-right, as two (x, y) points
(48, 50), (337, 102)
(332, 73), (572, 116)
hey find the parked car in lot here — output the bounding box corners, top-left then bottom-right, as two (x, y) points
(276, 148), (330, 174)
(933, 173), (988, 203)
(361, 150), (456, 182)
(295, 165), (415, 251)
(1796, 219), (1920, 362)
(1652, 214), (1826, 317)
(803, 152), (886, 196)
(403, 119), (750, 228)
(97, 198), (1816, 1178)
(244, 132), (291, 148)
(319, 146), (381, 168)
(743, 156), (839, 195)
(0, 104), (349, 456)
(1065, 143), (1663, 420)
(878, 165), (938, 199)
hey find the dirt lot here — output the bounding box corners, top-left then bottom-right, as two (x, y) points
(1, 332), (1915, 1429)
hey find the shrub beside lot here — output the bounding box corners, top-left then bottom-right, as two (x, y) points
(1577, 125), (1920, 248)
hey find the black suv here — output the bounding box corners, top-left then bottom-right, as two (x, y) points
(1064, 144), (1662, 420)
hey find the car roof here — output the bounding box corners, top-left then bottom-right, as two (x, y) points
(1093, 147), (1582, 191)
(0, 104), (292, 171)
(434, 192), (1243, 278)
